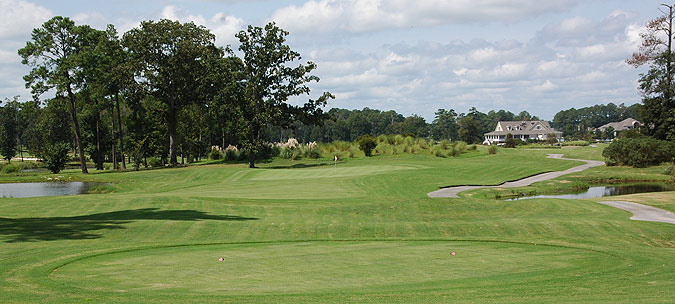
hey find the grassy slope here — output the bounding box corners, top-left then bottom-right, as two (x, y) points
(0, 147), (673, 303)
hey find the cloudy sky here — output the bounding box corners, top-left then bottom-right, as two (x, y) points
(0, 0), (662, 120)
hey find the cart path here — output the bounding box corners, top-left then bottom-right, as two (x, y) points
(597, 201), (675, 224)
(427, 154), (604, 198)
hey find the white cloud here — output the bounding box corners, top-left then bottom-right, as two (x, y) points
(533, 80), (557, 92)
(271, 0), (581, 33)
(160, 5), (245, 46)
(0, 0), (52, 38)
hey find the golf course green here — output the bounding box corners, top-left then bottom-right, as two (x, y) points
(0, 146), (673, 303)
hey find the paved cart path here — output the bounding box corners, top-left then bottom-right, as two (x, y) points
(597, 201), (675, 224)
(427, 154), (604, 198)
(428, 154), (675, 225)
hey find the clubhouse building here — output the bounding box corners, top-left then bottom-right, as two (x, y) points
(483, 121), (563, 145)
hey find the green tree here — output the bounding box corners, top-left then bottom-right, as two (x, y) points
(42, 142), (70, 174)
(458, 116), (482, 144)
(431, 109), (459, 140)
(236, 23), (333, 168)
(123, 19), (221, 166)
(627, 4), (675, 140)
(357, 135), (377, 157)
(19, 16), (93, 173)
(0, 100), (19, 162)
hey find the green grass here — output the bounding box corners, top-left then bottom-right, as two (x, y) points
(0, 146), (673, 303)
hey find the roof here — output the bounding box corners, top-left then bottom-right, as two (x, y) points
(598, 118), (640, 131)
(485, 120), (561, 136)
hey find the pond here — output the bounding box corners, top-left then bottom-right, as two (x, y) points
(507, 183), (675, 201)
(0, 182), (105, 198)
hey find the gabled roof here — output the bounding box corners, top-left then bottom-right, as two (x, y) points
(598, 118), (640, 131)
(485, 120), (561, 136)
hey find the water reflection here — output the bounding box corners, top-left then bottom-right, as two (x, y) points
(507, 183), (674, 201)
(0, 182), (104, 198)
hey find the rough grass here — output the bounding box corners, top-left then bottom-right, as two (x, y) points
(0, 147), (673, 303)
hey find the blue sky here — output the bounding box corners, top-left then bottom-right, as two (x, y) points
(0, 0), (663, 120)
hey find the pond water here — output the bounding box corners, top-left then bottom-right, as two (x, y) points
(0, 182), (104, 198)
(507, 183), (675, 201)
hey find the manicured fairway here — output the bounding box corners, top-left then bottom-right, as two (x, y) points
(0, 147), (673, 303)
(51, 241), (616, 295)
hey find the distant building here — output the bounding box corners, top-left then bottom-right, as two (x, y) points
(484, 121), (562, 145)
(597, 118), (640, 133)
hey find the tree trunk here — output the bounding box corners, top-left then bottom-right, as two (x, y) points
(116, 93), (126, 170)
(110, 96), (118, 170)
(168, 101), (178, 167)
(95, 115), (103, 170)
(248, 150), (255, 168)
(65, 80), (88, 174)
(222, 126), (226, 150)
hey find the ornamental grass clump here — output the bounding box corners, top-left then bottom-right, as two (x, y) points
(208, 147), (223, 160)
(488, 145), (498, 155)
(455, 141), (467, 153)
(224, 145), (239, 161)
(334, 141), (352, 152)
(440, 140), (450, 150)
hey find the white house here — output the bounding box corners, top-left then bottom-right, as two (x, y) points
(484, 121), (563, 145)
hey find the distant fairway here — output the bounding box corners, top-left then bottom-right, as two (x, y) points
(0, 146), (673, 303)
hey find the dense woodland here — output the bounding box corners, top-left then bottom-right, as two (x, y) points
(0, 10), (672, 172)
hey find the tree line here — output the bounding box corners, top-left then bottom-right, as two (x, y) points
(6, 17), (331, 172)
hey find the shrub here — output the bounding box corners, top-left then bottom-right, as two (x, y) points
(303, 147), (321, 159)
(561, 140), (590, 147)
(469, 144), (477, 151)
(148, 157), (163, 168)
(664, 165), (674, 176)
(357, 135), (378, 157)
(41, 142), (70, 174)
(386, 135), (396, 145)
(603, 137), (675, 168)
(434, 149), (446, 158)
(224, 145), (239, 161)
(546, 133), (559, 144)
(1, 164), (21, 174)
(208, 148), (223, 160)
(504, 133), (516, 148)
(439, 140), (450, 150)
(394, 135), (405, 145)
(488, 145), (498, 155)
(377, 134), (387, 143)
(334, 141), (352, 152)
(279, 148), (294, 159)
(455, 141), (467, 153)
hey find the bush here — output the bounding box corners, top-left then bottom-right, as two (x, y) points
(455, 141), (467, 153)
(1, 164), (21, 174)
(279, 148), (294, 159)
(488, 145), (498, 155)
(561, 140), (590, 147)
(303, 147), (321, 159)
(603, 137), (675, 168)
(504, 133), (516, 148)
(224, 146), (239, 161)
(357, 135), (378, 157)
(148, 157), (163, 168)
(469, 144), (477, 151)
(334, 141), (352, 152)
(208, 148), (223, 160)
(41, 142), (70, 174)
